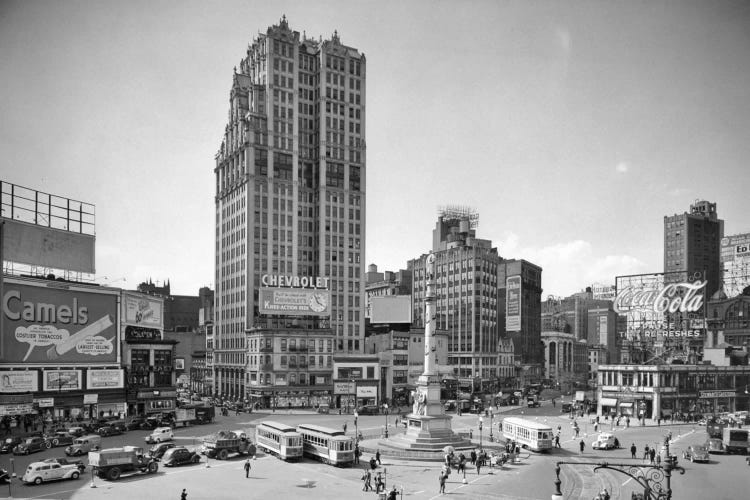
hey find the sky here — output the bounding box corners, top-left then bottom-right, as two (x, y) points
(2, 0), (749, 297)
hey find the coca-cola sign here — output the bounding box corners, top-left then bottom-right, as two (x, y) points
(613, 281), (706, 314)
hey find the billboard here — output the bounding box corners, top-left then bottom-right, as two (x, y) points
(1, 278), (119, 364)
(505, 276), (522, 332)
(122, 293), (163, 328)
(0, 371), (38, 393)
(86, 369), (124, 389)
(42, 369), (82, 391)
(370, 296), (412, 324)
(259, 288), (330, 316)
(721, 233), (750, 297)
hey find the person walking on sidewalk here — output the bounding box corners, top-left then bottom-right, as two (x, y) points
(362, 469), (372, 491)
(439, 470), (446, 493)
(630, 443), (637, 459)
(180, 489), (187, 500)
(244, 459), (251, 478)
(643, 445), (650, 462)
(354, 443), (360, 464)
(376, 449), (381, 465)
(649, 447), (656, 464)
(554, 434), (561, 448)
(579, 439), (585, 455)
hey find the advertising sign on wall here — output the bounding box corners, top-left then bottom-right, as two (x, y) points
(334, 382), (354, 395)
(87, 369), (124, 389)
(122, 293), (163, 328)
(259, 288), (331, 316)
(356, 386), (377, 398)
(0, 371), (38, 393)
(42, 370), (82, 391)
(0, 404), (34, 416)
(34, 398), (54, 408)
(506, 276), (522, 332)
(1, 279), (119, 364)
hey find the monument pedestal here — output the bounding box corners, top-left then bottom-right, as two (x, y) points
(378, 375), (472, 452)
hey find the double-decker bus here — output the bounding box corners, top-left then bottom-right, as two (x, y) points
(501, 417), (553, 452)
(255, 421), (303, 461)
(296, 424), (354, 466)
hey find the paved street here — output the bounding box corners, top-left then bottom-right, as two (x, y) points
(2, 404), (748, 500)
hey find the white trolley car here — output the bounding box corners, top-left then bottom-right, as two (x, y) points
(255, 421), (303, 461)
(501, 417), (553, 452)
(296, 424), (354, 466)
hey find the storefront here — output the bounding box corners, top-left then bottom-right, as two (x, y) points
(600, 397), (618, 416)
(136, 389), (177, 415)
(248, 388), (331, 410)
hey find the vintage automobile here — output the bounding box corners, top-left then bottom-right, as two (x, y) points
(66, 427), (86, 438)
(317, 403), (330, 414)
(14, 436), (51, 455)
(145, 427), (174, 444)
(148, 442), (176, 460)
(160, 447), (201, 467)
(591, 433), (619, 450)
(682, 445), (710, 463)
(705, 438), (726, 454)
(443, 400), (457, 411)
(43, 457), (86, 473)
(357, 405), (380, 415)
(46, 432), (76, 448)
(98, 425), (124, 437)
(1, 437), (24, 454)
(22, 460), (81, 485)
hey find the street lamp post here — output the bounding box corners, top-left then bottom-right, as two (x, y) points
(489, 409), (494, 442)
(354, 411), (359, 442)
(383, 403), (389, 438)
(478, 416), (484, 452)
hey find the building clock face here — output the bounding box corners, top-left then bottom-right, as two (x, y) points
(309, 292), (328, 312)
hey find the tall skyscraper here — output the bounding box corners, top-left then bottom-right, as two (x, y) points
(212, 17), (366, 399)
(664, 200), (724, 297)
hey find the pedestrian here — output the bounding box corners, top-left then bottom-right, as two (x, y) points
(470, 449), (477, 465)
(370, 456), (377, 470)
(649, 448), (656, 464)
(575, 426), (580, 438)
(244, 459), (251, 478)
(439, 470), (446, 493)
(476, 458), (482, 475)
(376, 449), (381, 465)
(630, 443), (637, 459)
(656, 453), (661, 466)
(594, 422), (598, 433)
(180, 489), (187, 500)
(601, 488), (611, 500)
(552, 399), (556, 407)
(626, 416), (630, 428)
(362, 469), (372, 491)
(343, 422), (348, 433)
(643, 445), (650, 461)
(354, 444), (360, 464)
(375, 472), (384, 493)
(554, 434), (561, 448)
(579, 439), (585, 455)
(388, 485), (398, 500)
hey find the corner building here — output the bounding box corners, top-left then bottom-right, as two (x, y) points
(213, 17), (366, 399)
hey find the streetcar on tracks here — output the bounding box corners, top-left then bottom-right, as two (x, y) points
(296, 424), (354, 466)
(255, 421), (303, 461)
(500, 417), (553, 452)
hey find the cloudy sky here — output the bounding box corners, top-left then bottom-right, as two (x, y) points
(2, 0), (749, 296)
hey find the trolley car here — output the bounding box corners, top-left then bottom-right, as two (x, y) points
(255, 421), (303, 461)
(501, 417), (553, 452)
(296, 424), (354, 466)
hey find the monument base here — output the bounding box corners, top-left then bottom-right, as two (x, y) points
(377, 413), (473, 452)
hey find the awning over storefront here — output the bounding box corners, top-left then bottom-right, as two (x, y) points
(619, 402), (633, 408)
(600, 398), (618, 407)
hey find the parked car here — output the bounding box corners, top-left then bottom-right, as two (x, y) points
(317, 403), (330, 414)
(705, 438), (726, 454)
(22, 460), (81, 485)
(97, 425), (123, 437)
(357, 405), (380, 415)
(145, 427), (174, 444)
(43, 457), (86, 473)
(149, 442), (176, 460)
(124, 417), (147, 431)
(66, 427), (86, 438)
(444, 400), (457, 411)
(14, 436), (50, 455)
(45, 432), (75, 448)
(64, 435), (102, 456)
(161, 447), (200, 467)
(683, 445), (710, 463)
(1, 437), (24, 454)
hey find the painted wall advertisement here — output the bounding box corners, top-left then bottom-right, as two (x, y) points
(42, 370), (82, 391)
(259, 287), (331, 316)
(1, 279), (119, 364)
(122, 293), (163, 328)
(87, 369), (124, 389)
(334, 382), (354, 395)
(505, 276), (522, 332)
(356, 386), (377, 398)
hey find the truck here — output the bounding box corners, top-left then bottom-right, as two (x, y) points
(175, 404), (215, 426)
(88, 446), (159, 480)
(526, 395), (540, 408)
(201, 430), (256, 460)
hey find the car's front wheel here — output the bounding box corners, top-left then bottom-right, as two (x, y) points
(34, 477), (43, 485)
(71, 471), (79, 480)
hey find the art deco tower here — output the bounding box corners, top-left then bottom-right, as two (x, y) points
(212, 17), (366, 398)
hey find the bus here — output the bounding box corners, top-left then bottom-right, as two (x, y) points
(296, 424), (354, 467)
(255, 421), (303, 461)
(722, 428), (749, 454)
(706, 415), (727, 439)
(501, 417), (553, 452)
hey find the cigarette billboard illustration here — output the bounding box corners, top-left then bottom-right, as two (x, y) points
(45, 315), (113, 360)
